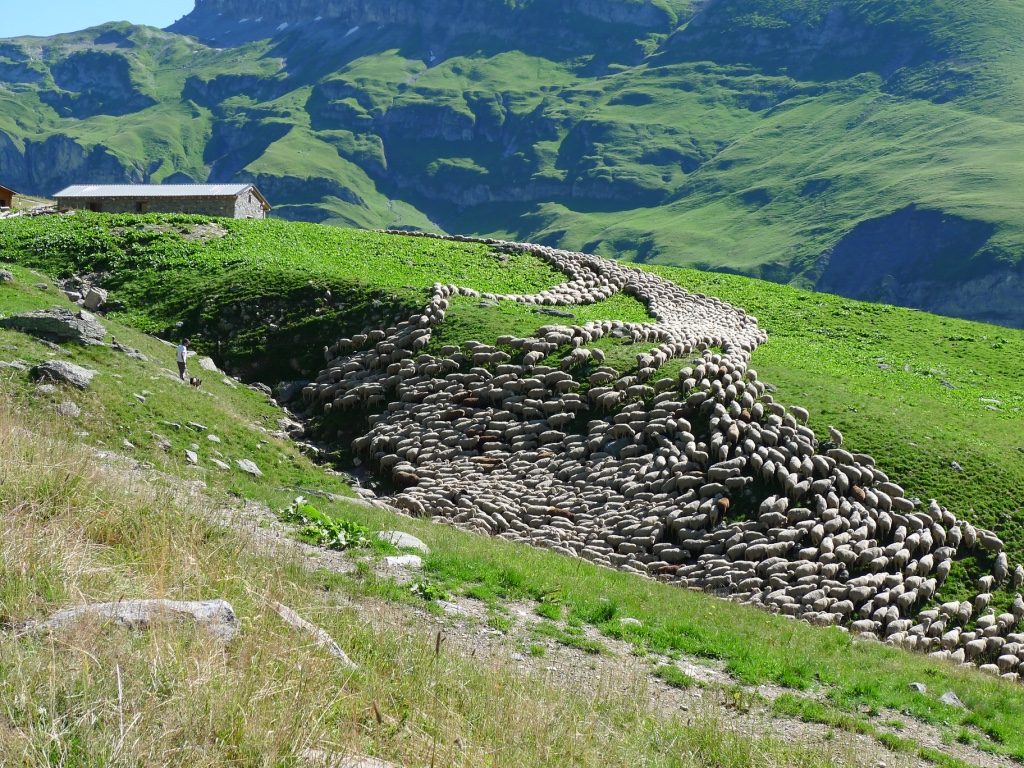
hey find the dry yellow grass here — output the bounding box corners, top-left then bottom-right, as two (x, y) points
(0, 397), (863, 767)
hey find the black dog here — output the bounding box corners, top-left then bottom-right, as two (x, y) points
(189, 377), (203, 389)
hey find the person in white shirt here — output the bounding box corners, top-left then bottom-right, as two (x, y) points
(176, 339), (190, 380)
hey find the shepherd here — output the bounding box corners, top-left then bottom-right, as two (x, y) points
(176, 339), (191, 381)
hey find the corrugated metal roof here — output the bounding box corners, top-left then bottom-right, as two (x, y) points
(53, 184), (256, 199)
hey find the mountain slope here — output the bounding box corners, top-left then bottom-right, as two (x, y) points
(3, 216), (1024, 762)
(2, 0), (1024, 324)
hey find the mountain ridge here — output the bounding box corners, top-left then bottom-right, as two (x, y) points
(2, 0), (1024, 325)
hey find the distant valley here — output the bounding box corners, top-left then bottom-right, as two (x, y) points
(2, 0), (1024, 326)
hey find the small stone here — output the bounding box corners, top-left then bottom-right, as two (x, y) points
(235, 458), (263, 476)
(908, 682), (927, 693)
(222, 377), (237, 389)
(0, 269), (13, 282)
(377, 531), (430, 554)
(950, 461), (963, 472)
(620, 617), (643, 628)
(877, 363), (891, 371)
(207, 434), (221, 443)
(33, 283), (49, 290)
(0, 360), (27, 371)
(36, 384), (57, 395)
(123, 439), (136, 451)
(133, 393), (146, 404)
(385, 555), (422, 569)
(56, 401), (81, 418)
(939, 691), (966, 709)
(210, 458), (231, 470)
(185, 450), (199, 465)
(187, 422), (208, 432)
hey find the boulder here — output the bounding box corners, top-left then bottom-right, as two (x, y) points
(939, 691), (967, 709)
(276, 380), (310, 404)
(0, 308), (106, 345)
(377, 531), (430, 554)
(82, 287), (108, 311)
(0, 269), (13, 282)
(235, 458), (263, 477)
(198, 356), (220, 373)
(18, 599), (239, 641)
(31, 360), (96, 390)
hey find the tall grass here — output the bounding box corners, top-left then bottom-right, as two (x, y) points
(0, 397), (858, 766)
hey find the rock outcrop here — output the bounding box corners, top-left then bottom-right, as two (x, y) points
(31, 360), (97, 390)
(0, 308), (106, 345)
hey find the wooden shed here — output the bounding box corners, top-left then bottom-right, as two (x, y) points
(0, 185), (15, 209)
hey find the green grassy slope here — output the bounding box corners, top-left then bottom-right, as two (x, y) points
(4, 222), (1024, 761)
(3, 0), (1024, 324)
(2, 215), (1022, 599)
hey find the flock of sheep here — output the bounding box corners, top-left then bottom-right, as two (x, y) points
(303, 232), (1024, 682)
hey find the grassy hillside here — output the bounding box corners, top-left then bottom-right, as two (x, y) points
(3, 0), (1024, 324)
(4, 223), (1024, 764)
(2, 214), (1022, 600)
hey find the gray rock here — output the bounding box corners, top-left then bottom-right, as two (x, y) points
(56, 401), (81, 418)
(939, 691), (967, 709)
(198, 356), (220, 373)
(235, 458), (263, 477)
(377, 531), (430, 554)
(385, 554), (423, 569)
(185, 450), (199, 465)
(0, 308), (106, 345)
(0, 269), (13, 282)
(908, 682), (927, 694)
(0, 359), (27, 371)
(210, 458), (231, 470)
(82, 287), (108, 311)
(19, 599), (239, 641)
(276, 380), (309, 404)
(31, 360), (96, 390)
(36, 383), (58, 395)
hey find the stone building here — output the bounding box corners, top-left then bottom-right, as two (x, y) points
(52, 184), (271, 219)
(0, 184), (15, 209)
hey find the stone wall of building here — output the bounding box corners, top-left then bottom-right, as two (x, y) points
(234, 190), (267, 219)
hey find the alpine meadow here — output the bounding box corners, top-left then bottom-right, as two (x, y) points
(2, 2), (1024, 768)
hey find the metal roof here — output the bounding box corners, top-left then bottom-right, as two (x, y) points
(53, 184), (257, 199)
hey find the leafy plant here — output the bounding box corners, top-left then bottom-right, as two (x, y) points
(277, 496), (371, 551)
(410, 581), (449, 602)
